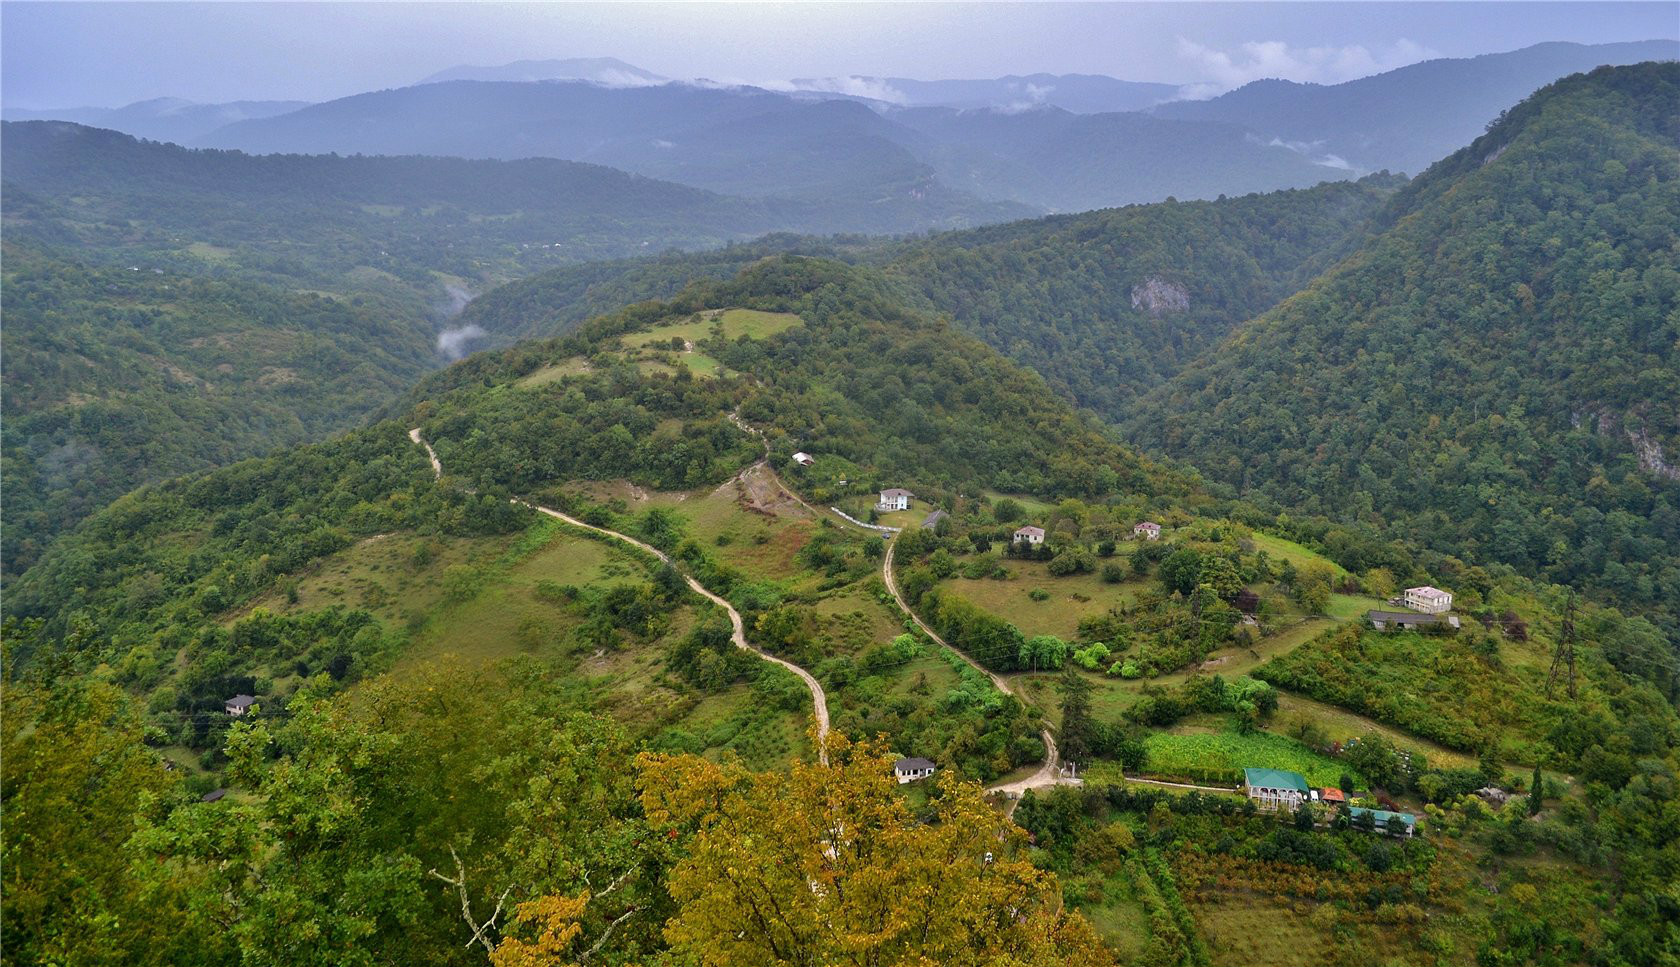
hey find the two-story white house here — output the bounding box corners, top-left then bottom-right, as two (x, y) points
(878, 488), (914, 511)
(1243, 768), (1310, 810)
(1133, 521), (1162, 541)
(1404, 586), (1453, 614)
(1013, 525), (1046, 545)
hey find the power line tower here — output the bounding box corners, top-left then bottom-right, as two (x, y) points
(1547, 591), (1577, 699)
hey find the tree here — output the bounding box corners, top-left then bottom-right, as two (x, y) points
(1057, 664), (1097, 767)
(1529, 763), (1544, 815)
(1158, 548), (1203, 596)
(1293, 803), (1316, 831)
(993, 498), (1024, 523)
(2, 679), (216, 967)
(637, 735), (1115, 967)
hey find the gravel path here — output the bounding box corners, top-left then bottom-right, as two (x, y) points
(410, 428), (831, 764)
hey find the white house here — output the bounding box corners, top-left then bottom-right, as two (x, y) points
(224, 695), (257, 716)
(893, 757), (937, 784)
(878, 488), (914, 511)
(1013, 525), (1045, 545)
(1243, 767), (1309, 810)
(1133, 521), (1162, 541)
(1404, 586), (1453, 614)
(791, 451), (815, 467)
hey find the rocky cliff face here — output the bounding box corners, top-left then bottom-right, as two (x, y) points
(1130, 276), (1190, 316)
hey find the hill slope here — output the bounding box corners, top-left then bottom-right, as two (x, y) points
(449, 176), (1403, 412)
(192, 79), (1339, 211)
(1128, 63), (1680, 628)
(1155, 39), (1677, 174)
(0, 244), (437, 579)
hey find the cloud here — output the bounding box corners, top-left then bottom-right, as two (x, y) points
(1174, 37), (1438, 99)
(762, 76), (910, 104)
(436, 325), (486, 361)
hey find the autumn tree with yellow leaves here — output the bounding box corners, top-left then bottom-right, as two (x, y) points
(633, 732), (1115, 967)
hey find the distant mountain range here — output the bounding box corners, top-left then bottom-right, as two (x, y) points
(0, 97), (308, 145)
(190, 79), (1334, 211)
(416, 56), (667, 87)
(1153, 39), (1677, 174)
(782, 73), (1181, 113)
(7, 39), (1672, 216)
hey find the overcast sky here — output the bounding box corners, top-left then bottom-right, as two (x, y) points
(3, 2), (1676, 108)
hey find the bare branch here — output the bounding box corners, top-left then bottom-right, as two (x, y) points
(581, 906), (638, 964)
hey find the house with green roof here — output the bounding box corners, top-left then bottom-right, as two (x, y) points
(1349, 806), (1417, 838)
(1243, 767), (1310, 810)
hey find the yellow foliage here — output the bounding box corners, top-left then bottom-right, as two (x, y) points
(490, 893), (590, 967)
(637, 732), (1115, 967)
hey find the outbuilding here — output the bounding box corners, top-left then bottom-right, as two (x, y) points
(894, 757), (937, 784)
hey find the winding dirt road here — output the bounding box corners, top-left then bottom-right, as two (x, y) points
(880, 540), (1071, 798)
(409, 428), (830, 764)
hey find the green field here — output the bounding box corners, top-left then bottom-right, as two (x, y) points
(1248, 531), (1349, 578)
(1143, 727), (1360, 787)
(517, 356), (591, 387)
(938, 561), (1143, 640)
(716, 308), (802, 339)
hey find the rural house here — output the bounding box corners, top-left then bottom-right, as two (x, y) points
(224, 694), (256, 716)
(1133, 521), (1162, 541)
(894, 757), (937, 784)
(921, 509), (949, 530)
(1350, 806), (1417, 838)
(1316, 787), (1347, 805)
(1404, 586), (1453, 613)
(791, 451), (815, 467)
(1013, 525), (1045, 545)
(878, 488), (914, 511)
(1243, 767), (1309, 810)
(1367, 610), (1460, 632)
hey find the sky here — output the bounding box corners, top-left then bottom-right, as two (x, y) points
(3, 1), (1677, 108)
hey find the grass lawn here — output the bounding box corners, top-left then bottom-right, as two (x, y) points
(1193, 896), (1333, 967)
(186, 241), (234, 261)
(938, 561), (1141, 640)
(517, 356), (590, 388)
(623, 320), (713, 347)
(716, 308), (802, 339)
(1247, 531), (1348, 577)
(1272, 693), (1478, 770)
(239, 530), (512, 629)
(634, 354), (721, 379)
(1072, 873), (1151, 962)
(1143, 727), (1360, 787)
(404, 524), (640, 666)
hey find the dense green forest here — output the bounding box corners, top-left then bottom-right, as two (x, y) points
(1128, 64), (1680, 638)
(10, 254), (1679, 965)
(1, 119), (1026, 301)
(0, 244), (439, 579)
(455, 175), (1402, 413)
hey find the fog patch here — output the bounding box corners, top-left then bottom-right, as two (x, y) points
(436, 325), (487, 361)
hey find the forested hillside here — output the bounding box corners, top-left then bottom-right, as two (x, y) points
(11, 253), (1680, 965)
(0, 244), (437, 579)
(454, 175), (1402, 414)
(1129, 64), (1680, 633)
(5, 258), (1181, 965)
(1154, 39), (1677, 175)
(192, 78), (1341, 211)
(872, 175), (1401, 413)
(2, 120), (1018, 303)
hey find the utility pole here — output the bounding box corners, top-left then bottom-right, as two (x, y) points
(1547, 591), (1577, 698)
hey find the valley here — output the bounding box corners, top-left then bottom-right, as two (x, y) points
(4, 23), (1678, 966)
